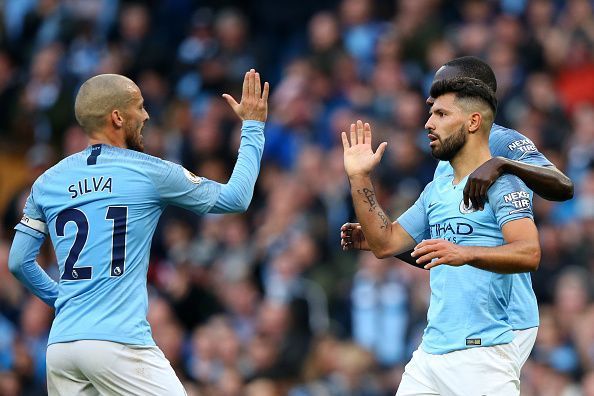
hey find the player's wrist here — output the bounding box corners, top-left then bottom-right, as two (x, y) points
(242, 120), (265, 128)
(494, 156), (511, 175)
(462, 246), (477, 265)
(347, 172), (372, 182)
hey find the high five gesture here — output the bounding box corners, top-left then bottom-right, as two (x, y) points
(223, 68), (269, 122)
(341, 120), (387, 178)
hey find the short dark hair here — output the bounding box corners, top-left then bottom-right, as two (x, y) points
(430, 77), (498, 114)
(443, 56), (497, 93)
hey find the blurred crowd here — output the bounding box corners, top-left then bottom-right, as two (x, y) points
(0, 0), (594, 395)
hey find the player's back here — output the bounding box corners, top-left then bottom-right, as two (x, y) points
(34, 145), (176, 345)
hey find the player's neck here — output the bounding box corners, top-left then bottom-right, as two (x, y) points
(88, 130), (127, 149)
(450, 142), (492, 185)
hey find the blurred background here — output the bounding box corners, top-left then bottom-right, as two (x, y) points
(0, 0), (593, 395)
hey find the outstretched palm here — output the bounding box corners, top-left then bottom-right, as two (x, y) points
(222, 68), (269, 122)
(342, 120), (387, 178)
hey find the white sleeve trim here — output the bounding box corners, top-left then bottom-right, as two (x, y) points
(20, 215), (48, 234)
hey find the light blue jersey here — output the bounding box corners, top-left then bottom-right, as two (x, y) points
(398, 172), (534, 354)
(434, 124), (544, 331)
(13, 121), (264, 346)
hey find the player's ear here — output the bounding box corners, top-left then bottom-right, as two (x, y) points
(111, 109), (124, 128)
(468, 112), (482, 134)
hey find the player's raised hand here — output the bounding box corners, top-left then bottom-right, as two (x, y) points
(342, 120), (387, 178)
(341, 222), (370, 251)
(222, 69), (269, 122)
(411, 239), (470, 270)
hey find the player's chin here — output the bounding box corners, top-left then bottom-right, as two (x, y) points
(430, 146), (441, 159)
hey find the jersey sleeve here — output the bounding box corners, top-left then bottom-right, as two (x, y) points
(14, 182), (48, 239)
(9, 230), (58, 307)
(209, 120), (265, 213)
(151, 160), (222, 214)
(397, 186), (431, 243)
(489, 125), (553, 167)
(487, 174), (534, 228)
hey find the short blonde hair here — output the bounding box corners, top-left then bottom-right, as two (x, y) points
(74, 74), (137, 134)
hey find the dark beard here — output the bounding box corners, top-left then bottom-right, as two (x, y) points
(124, 123), (144, 152)
(431, 125), (466, 161)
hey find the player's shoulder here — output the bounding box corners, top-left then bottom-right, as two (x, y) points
(33, 145), (172, 189)
(96, 146), (179, 188)
(33, 150), (88, 187)
(490, 173), (529, 196)
(488, 174), (533, 218)
(489, 123), (528, 144)
(489, 123), (537, 150)
(100, 145), (167, 165)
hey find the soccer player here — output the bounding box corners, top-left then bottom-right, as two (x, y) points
(432, 56), (573, 209)
(342, 56), (573, 368)
(342, 77), (540, 395)
(8, 69), (269, 395)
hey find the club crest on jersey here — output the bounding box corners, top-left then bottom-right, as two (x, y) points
(459, 200), (477, 214)
(183, 168), (203, 185)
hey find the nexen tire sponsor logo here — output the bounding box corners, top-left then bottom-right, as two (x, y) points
(508, 139), (537, 153)
(503, 191), (531, 213)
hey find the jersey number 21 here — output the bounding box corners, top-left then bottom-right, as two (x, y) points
(56, 206), (127, 280)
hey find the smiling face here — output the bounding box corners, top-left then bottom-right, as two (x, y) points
(424, 92), (469, 161)
(122, 86), (149, 152)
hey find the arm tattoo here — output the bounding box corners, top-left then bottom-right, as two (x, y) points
(377, 210), (390, 229)
(357, 188), (391, 229)
(358, 188), (377, 212)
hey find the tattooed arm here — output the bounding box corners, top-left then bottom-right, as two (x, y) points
(342, 121), (417, 258)
(348, 177), (416, 257)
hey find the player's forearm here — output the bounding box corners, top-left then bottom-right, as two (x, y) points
(465, 240), (541, 274)
(500, 158), (574, 201)
(8, 231), (58, 307)
(349, 175), (397, 258)
(210, 120), (265, 213)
